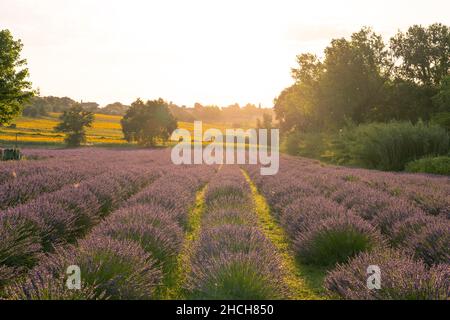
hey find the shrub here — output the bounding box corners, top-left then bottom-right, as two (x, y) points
(11, 237), (162, 300)
(202, 209), (256, 226)
(372, 200), (425, 236)
(431, 112), (450, 132)
(205, 185), (246, 204)
(325, 249), (450, 300)
(0, 265), (20, 290)
(332, 183), (392, 220)
(282, 131), (301, 156)
(388, 213), (435, 246)
(293, 214), (384, 267)
(0, 213), (43, 269)
(5, 268), (101, 300)
(405, 156), (450, 175)
(187, 252), (286, 300)
(94, 205), (183, 268)
(282, 132), (335, 161)
(74, 236), (162, 299)
(407, 220), (450, 266)
(281, 196), (346, 237)
(192, 225), (274, 260)
(1, 149), (22, 161)
(336, 121), (449, 171)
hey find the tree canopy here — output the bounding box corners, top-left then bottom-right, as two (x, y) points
(275, 23), (450, 134)
(391, 23), (450, 87)
(0, 29), (34, 125)
(121, 98), (178, 146)
(54, 105), (95, 147)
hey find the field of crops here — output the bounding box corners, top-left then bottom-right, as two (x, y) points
(0, 149), (448, 300)
(0, 113), (232, 147)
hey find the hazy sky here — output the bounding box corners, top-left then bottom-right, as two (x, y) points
(1, 0), (449, 107)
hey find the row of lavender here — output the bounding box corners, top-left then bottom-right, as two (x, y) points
(0, 149), (172, 210)
(185, 166), (287, 299)
(3, 164), (216, 299)
(0, 149), (173, 293)
(245, 156), (449, 299)
(286, 155), (450, 218)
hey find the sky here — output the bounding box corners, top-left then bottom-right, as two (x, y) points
(1, 0), (449, 108)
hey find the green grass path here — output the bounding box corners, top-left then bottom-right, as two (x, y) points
(242, 170), (326, 300)
(154, 186), (207, 299)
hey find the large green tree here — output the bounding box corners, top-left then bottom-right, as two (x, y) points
(0, 30), (34, 125)
(121, 98), (177, 146)
(275, 24), (450, 135)
(390, 23), (450, 87)
(275, 27), (392, 132)
(54, 105), (95, 147)
(320, 28), (392, 125)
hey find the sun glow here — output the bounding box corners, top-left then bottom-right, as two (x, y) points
(1, 0), (449, 107)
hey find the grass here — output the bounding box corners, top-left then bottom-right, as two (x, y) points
(154, 186), (207, 300)
(0, 113), (125, 147)
(242, 170), (326, 299)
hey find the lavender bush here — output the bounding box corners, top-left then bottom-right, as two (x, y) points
(293, 214), (385, 266)
(187, 166), (287, 300)
(325, 249), (449, 300)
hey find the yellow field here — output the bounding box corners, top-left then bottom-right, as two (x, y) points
(0, 113), (247, 147)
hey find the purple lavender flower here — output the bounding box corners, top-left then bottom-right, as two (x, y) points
(325, 249), (449, 300)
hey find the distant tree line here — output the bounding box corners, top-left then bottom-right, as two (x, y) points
(22, 96), (130, 117)
(22, 95), (272, 126)
(170, 102), (272, 126)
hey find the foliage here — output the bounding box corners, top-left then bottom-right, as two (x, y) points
(431, 112), (450, 132)
(334, 121), (449, 171)
(390, 24), (450, 87)
(1, 148), (22, 161)
(0, 30), (34, 125)
(256, 113), (273, 130)
(275, 23), (450, 148)
(275, 27), (392, 132)
(293, 214), (383, 267)
(432, 75), (450, 112)
(121, 98), (177, 146)
(100, 102), (129, 115)
(54, 105), (94, 147)
(282, 131), (302, 156)
(405, 156), (450, 175)
(325, 249), (449, 300)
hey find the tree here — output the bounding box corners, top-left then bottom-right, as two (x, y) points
(80, 102), (99, 113)
(275, 27), (392, 133)
(320, 28), (392, 126)
(54, 105), (94, 147)
(432, 75), (450, 112)
(257, 113), (273, 130)
(121, 98), (177, 146)
(100, 102), (130, 115)
(381, 80), (436, 122)
(431, 75), (450, 131)
(391, 23), (450, 87)
(0, 29), (34, 125)
(22, 96), (49, 118)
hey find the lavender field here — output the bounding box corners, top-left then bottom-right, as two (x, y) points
(0, 149), (448, 300)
